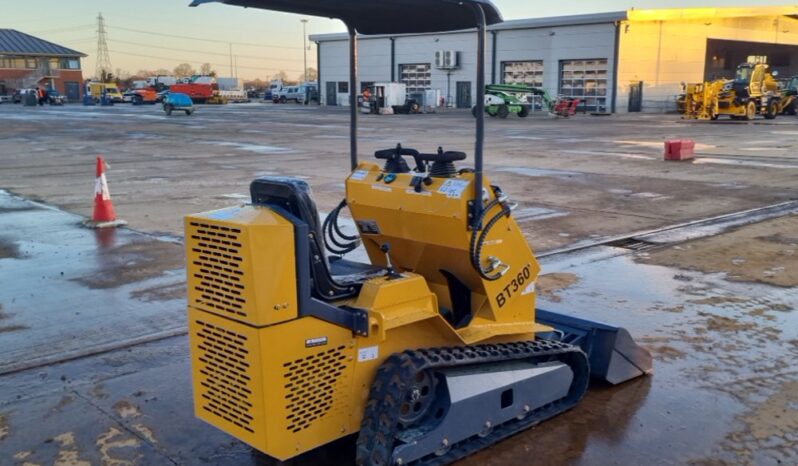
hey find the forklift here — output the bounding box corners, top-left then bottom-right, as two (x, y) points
(186, 1), (652, 465)
(362, 83), (422, 115)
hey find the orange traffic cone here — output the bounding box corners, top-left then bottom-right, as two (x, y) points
(84, 155), (126, 228)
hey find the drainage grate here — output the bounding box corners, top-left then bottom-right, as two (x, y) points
(283, 346), (349, 433)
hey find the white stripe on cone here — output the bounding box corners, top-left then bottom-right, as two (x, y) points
(95, 173), (111, 201)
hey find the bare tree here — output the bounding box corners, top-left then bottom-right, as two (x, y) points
(174, 63), (197, 78)
(299, 67), (318, 83)
(272, 70), (289, 82)
(200, 63), (216, 77)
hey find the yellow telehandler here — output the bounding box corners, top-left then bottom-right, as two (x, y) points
(682, 62), (792, 120)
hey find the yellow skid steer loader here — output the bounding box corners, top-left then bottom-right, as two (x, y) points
(185, 1), (652, 464)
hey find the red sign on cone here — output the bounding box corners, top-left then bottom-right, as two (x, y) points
(85, 156), (126, 228)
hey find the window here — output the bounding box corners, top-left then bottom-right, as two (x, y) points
(502, 61), (544, 87)
(361, 81), (374, 92)
(399, 63), (431, 93)
(25, 58), (37, 69)
(559, 59), (608, 112)
(337, 81), (349, 93)
(0, 58), (29, 69)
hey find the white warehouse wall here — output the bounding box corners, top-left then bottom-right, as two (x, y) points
(317, 30), (493, 106)
(315, 22), (613, 109)
(495, 23), (616, 99)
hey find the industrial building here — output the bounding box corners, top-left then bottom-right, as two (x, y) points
(311, 6), (798, 113)
(0, 29), (86, 102)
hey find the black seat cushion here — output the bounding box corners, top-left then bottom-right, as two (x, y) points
(329, 257), (386, 285)
(250, 176), (384, 300)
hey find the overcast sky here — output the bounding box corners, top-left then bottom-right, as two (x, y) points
(4, 0), (795, 80)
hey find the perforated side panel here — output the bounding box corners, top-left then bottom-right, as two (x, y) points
(188, 221), (247, 318)
(283, 346), (350, 433)
(194, 319), (256, 433)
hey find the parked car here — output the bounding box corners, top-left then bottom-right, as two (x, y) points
(156, 90), (170, 103)
(273, 86), (305, 104)
(0, 95), (10, 104)
(163, 92), (195, 116)
(46, 89), (66, 105)
(122, 89), (138, 103)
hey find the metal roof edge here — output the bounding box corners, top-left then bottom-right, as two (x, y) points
(310, 5), (798, 43)
(310, 10), (628, 42)
(626, 5), (798, 22)
(0, 29), (86, 58)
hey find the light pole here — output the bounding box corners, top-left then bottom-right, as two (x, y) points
(229, 43), (233, 77)
(301, 19), (308, 82)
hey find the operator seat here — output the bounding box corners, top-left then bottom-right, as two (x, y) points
(250, 176), (385, 301)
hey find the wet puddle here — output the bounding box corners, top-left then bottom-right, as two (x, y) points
(521, 243), (798, 465)
(0, 190), (187, 374)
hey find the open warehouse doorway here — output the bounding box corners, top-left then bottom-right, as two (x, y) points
(705, 38), (798, 81)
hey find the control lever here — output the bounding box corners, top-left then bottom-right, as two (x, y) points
(380, 243), (403, 280)
(410, 175), (424, 193)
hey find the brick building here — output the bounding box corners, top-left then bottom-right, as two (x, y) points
(0, 29), (86, 102)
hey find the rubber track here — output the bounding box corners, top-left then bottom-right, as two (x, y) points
(355, 340), (590, 466)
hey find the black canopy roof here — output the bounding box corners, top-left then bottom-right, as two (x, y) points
(189, 0), (503, 35)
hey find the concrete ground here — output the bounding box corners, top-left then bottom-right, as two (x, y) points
(0, 103), (797, 465)
(1, 103), (797, 251)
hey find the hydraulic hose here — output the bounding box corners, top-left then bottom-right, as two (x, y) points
(469, 193), (512, 281)
(473, 205), (512, 281)
(323, 199), (360, 256)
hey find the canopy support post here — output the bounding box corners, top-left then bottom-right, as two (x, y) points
(470, 4), (487, 230)
(348, 26), (359, 171)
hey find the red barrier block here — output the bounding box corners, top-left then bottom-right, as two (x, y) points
(664, 139), (695, 161)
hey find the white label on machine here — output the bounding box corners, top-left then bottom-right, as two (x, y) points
(438, 179), (471, 199)
(358, 346), (379, 362)
(406, 189), (432, 196)
(371, 184), (392, 192)
(350, 170), (369, 181)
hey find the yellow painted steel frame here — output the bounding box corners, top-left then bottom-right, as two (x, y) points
(346, 162), (549, 342)
(187, 165), (552, 460)
(682, 81), (725, 120)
